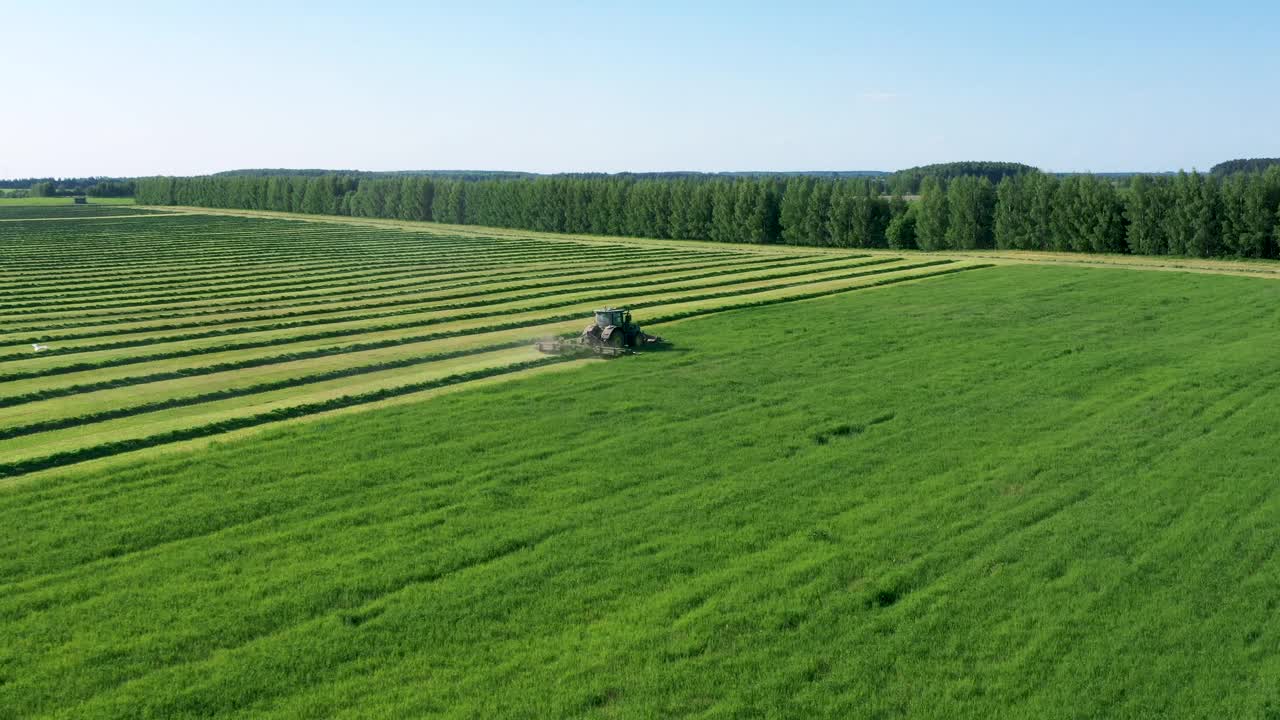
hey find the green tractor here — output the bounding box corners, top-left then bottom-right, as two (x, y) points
(535, 307), (665, 357)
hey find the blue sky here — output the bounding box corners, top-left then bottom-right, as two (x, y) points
(2, 1), (1276, 177)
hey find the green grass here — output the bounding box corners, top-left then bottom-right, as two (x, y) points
(0, 213), (976, 474)
(0, 196), (136, 206)
(0, 201), (155, 220)
(4, 264), (1280, 717)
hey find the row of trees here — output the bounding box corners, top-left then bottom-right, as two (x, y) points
(984, 169), (1280, 256)
(900, 169), (1280, 256)
(1211, 158), (1280, 176)
(136, 167), (1280, 258)
(83, 180), (135, 197)
(885, 161), (1036, 194)
(7, 177), (136, 196)
(135, 174), (910, 247)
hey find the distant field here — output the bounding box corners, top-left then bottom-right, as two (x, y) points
(0, 209), (986, 478)
(0, 197), (153, 221)
(0, 196), (136, 205)
(5, 262), (1280, 717)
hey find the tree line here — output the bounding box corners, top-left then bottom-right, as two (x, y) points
(1211, 158), (1280, 176)
(886, 162), (1036, 194)
(3, 177), (136, 197)
(135, 167), (1280, 258)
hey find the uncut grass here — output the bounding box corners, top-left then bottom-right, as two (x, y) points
(4, 266), (1280, 718)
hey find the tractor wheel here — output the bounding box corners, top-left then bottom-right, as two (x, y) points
(605, 330), (625, 348)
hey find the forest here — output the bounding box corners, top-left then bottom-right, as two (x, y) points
(884, 161), (1035, 194)
(135, 166), (1280, 259)
(2, 177), (136, 197)
(1210, 158), (1280, 175)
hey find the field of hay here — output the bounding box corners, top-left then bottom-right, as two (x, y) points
(6, 205), (1280, 718)
(0, 209), (987, 478)
(0, 201), (150, 220)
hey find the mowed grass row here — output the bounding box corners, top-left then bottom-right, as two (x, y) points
(0, 238), (719, 309)
(0, 203), (158, 220)
(0, 196), (137, 207)
(0, 229), (706, 292)
(0, 252), (835, 338)
(0, 236), (742, 302)
(0, 235), (632, 298)
(0, 210), (978, 476)
(1, 261), (984, 432)
(0, 260), (961, 425)
(0, 242), (796, 322)
(0, 247), (740, 325)
(0, 263), (987, 475)
(0, 252), (795, 336)
(1, 216), (652, 275)
(0, 249), (829, 351)
(4, 265), (1280, 718)
(0, 255), (890, 353)
(0, 258), (957, 380)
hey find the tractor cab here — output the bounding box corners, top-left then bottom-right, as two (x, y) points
(593, 307), (628, 329)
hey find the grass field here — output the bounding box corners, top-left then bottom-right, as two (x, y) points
(0, 197), (151, 221)
(0, 196), (136, 205)
(4, 257), (1280, 717)
(0, 210), (988, 479)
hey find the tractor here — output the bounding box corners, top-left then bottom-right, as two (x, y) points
(535, 307), (665, 357)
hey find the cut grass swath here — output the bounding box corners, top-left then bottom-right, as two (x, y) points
(0, 263), (990, 476)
